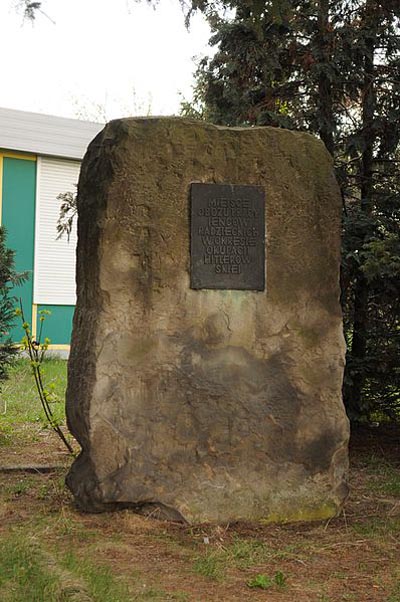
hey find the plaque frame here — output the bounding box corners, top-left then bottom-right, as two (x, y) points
(190, 183), (265, 291)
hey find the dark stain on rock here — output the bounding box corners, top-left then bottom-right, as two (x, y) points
(178, 340), (303, 465)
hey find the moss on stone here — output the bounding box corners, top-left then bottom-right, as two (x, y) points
(261, 501), (339, 525)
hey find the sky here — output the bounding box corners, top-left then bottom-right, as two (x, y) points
(0, 0), (212, 122)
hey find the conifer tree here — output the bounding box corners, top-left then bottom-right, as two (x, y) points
(183, 0), (400, 420)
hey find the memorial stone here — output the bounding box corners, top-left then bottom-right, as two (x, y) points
(66, 118), (349, 523)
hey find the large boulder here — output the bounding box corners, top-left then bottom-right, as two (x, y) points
(66, 118), (349, 523)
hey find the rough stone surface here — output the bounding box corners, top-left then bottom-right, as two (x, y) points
(66, 118), (349, 523)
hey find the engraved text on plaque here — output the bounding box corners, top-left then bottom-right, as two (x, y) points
(190, 183), (265, 290)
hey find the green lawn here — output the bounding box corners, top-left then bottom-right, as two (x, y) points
(0, 357), (67, 425)
(0, 358), (67, 447)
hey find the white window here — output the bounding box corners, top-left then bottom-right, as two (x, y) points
(33, 157), (80, 305)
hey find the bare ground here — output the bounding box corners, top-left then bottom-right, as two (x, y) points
(0, 424), (399, 601)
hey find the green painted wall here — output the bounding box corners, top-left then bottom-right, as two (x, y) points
(2, 157), (75, 346)
(2, 158), (36, 342)
(37, 305), (74, 345)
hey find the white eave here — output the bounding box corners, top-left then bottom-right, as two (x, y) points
(0, 107), (104, 160)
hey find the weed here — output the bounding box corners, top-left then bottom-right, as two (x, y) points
(272, 543), (306, 561)
(4, 477), (33, 499)
(193, 536), (270, 580)
(228, 537), (270, 569)
(193, 551), (223, 580)
(247, 574), (273, 589)
(247, 571), (287, 590)
(16, 305), (73, 454)
(35, 474), (69, 505)
(274, 570), (287, 587)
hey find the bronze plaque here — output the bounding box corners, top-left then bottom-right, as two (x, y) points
(190, 183), (265, 290)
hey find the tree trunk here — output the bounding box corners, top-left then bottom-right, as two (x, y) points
(345, 0), (376, 417)
(317, 0), (335, 156)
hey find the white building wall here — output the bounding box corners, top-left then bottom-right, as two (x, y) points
(33, 157), (80, 306)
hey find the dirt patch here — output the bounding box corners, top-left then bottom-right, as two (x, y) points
(0, 424), (399, 601)
(0, 424), (77, 468)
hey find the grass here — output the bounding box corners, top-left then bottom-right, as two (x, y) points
(193, 537), (272, 580)
(247, 571), (287, 590)
(228, 537), (271, 569)
(0, 357), (67, 443)
(193, 551), (224, 580)
(0, 532), (190, 602)
(362, 454), (400, 497)
(352, 517), (400, 537)
(1, 358), (400, 601)
(62, 550), (131, 601)
(0, 535), (131, 602)
(389, 580), (400, 602)
(0, 537), (60, 602)
(3, 476), (35, 499)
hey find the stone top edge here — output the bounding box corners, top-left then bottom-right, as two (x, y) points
(84, 117), (333, 170)
(101, 116), (326, 146)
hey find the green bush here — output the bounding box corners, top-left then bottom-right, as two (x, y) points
(0, 226), (26, 384)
